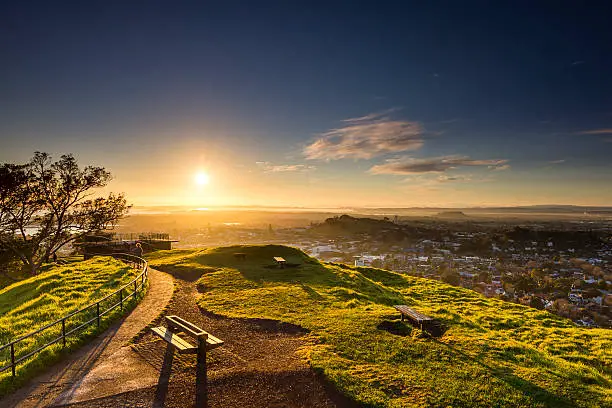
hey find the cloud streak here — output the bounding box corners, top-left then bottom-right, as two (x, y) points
(369, 155), (509, 175)
(575, 128), (612, 135)
(256, 162), (316, 173)
(304, 112), (423, 160)
(436, 174), (472, 183)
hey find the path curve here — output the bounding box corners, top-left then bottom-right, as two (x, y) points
(1, 267), (174, 408)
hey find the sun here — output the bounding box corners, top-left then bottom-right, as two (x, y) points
(194, 171), (210, 186)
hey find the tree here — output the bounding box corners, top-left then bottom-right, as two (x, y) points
(529, 296), (545, 310)
(0, 152), (128, 274)
(441, 269), (461, 286)
(478, 270), (490, 283)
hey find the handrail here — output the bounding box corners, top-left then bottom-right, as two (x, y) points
(0, 253), (148, 377)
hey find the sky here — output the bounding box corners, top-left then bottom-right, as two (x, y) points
(1, 1), (611, 208)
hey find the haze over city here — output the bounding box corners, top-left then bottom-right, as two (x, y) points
(2, 1), (611, 208)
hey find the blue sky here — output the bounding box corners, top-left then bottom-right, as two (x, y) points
(1, 1), (611, 206)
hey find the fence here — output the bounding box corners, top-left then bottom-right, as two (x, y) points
(113, 232), (170, 241)
(0, 253), (148, 377)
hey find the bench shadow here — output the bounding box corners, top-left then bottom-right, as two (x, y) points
(434, 339), (576, 408)
(152, 345), (175, 408)
(377, 320), (412, 336)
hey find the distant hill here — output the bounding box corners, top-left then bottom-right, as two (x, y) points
(310, 214), (416, 243)
(435, 210), (468, 218)
(312, 214), (399, 234)
(148, 245), (611, 408)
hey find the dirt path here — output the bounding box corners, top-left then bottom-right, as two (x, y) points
(1, 268), (174, 408)
(62, 270), (359, 408)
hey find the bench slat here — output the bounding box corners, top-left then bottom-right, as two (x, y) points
(394, 305), (433, 322)
(206, 333), (224, 350)
(151, 326), (224, 352)
(151, 326), (197, 354)
(166, 315), (207, 337)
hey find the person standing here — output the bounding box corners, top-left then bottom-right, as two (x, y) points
(134, 242), (143, 258)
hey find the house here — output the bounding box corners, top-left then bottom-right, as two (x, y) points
(311, 245), (335, 256)
(354, 254), (384, 267)
(569, 292), (583, 304)
(354, 256), (370, 267)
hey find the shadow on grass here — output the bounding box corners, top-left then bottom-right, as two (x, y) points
(200, 308), (310, 335)
(434, 339), (577, 408)
(299, 283), (324, 300)
(377, 320), (412, 336)
(187, 245), (405, 307)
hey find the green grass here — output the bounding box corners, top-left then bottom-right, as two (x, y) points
(0, 256), (85, 290)
(0, 256), (144, 395)
(148, 245), (612, 408)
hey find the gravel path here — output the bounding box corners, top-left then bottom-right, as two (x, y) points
(62, 269), (359, 408)
(2, 267), (174, 408)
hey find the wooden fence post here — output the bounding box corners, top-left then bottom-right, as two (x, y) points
(10, 343), (15, 377)
(62, 318), (66, 348)
(120, 289), (123, 311)
(96, 302), (100, 327)
(195, 333), (209, 407)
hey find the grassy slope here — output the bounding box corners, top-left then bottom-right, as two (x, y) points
(0, 257), (141, 394)
(148, 245), (611, 408)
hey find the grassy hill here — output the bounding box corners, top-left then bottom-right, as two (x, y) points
(0, 257), (141, 394)
(147, 245), (611, 408)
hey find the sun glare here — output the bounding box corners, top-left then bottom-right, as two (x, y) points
(194, 171), (210, 186)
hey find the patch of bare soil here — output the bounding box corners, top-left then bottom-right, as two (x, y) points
(63, 273), (359, 408)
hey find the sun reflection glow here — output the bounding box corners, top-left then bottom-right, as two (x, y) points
(194, 172), (210, 186)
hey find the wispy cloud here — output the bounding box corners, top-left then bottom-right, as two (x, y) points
(548, 159), (566, 164)
(575, 128), (612, 135)
(491, 164), (511, 171)
(571, 60), (585, 66)
(369, 155), (509, 175)
(256, 162), (316, 173)
(304, 111), (424, 160)
(436, 174), (472, 183)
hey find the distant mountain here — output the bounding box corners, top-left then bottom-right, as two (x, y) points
(435, 211), (468, 218)
(312, 214), (400, 235)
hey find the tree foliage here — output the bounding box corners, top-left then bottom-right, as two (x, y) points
(0, 152), (128, 274)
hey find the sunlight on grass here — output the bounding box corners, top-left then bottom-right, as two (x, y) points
(147, 245), (612, 408)
(0, 257), (142, 395)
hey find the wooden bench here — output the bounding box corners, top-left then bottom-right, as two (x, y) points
(233, 252), (247, 260)
(151, 326), (197, 354)
(151, 315), (224, 407)
(393, 305), (444, 337)
(273, 256), (286, 268)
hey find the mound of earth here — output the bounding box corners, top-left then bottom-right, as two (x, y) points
(435, 211), (468, 218)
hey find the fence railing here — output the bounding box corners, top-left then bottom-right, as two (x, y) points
(0, 253), (148, 377)
(113, 232), (170, 241)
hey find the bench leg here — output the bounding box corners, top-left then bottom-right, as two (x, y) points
(195, 340), (208, 407)
(401, 313), (404, 322)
